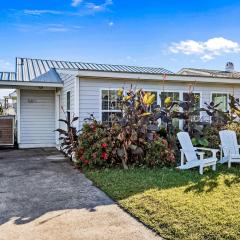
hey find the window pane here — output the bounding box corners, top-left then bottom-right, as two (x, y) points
(67, 91), (71, 111)
(101, 90), (121, 111)
(102, 100), (109, 110)
(212, 93), (228, 111)
(102, 112), (123, 125)
(109, 90), (117, 101)
(160, 92), (180, 127)
(102, 90), (109, 100)
(183, 92), (201, 122)
(161, 92), (179, 106)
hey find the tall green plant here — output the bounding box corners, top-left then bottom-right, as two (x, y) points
(55, 108), (79, 159)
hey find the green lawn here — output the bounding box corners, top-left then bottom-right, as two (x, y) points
(85, 166), (240, 240)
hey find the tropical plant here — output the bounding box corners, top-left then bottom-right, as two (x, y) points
(145, 138), (176, 167)
(113, 87), (162, 169)
(55, 108), (79, 159)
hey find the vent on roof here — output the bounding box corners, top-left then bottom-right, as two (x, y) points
(225, 62), (234, 72)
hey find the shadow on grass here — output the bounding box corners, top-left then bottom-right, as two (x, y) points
(85, 164), (240, 200)
(184, 164), (240, 193)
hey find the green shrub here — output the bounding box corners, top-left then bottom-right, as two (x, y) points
(145, 138), (176, 167)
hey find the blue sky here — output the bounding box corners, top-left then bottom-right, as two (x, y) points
(1, 0), (240, 74)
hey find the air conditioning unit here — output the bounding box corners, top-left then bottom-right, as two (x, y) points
(0, 116), (14, 146)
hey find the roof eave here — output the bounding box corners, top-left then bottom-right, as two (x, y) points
(0, 80), (63, 88)
(76, 70), (240, 84)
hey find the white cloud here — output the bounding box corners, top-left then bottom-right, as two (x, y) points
(108, 21), (114, 26)
(14, 23), (82, 33)
(23, 9), (63, 15)
(169, 37), (240, 61)
(71, 0), (83, 7)
(87, 0), (113, 13)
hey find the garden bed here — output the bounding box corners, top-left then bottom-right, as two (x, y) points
(85, 166), (240, 240)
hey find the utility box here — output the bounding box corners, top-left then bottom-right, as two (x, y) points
(0, 116), (14, 146)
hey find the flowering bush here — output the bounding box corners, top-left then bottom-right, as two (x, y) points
(76, 115), (117, 168)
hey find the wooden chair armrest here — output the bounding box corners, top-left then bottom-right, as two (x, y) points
(196, 151), (205, 160)
(195, 147), (219, 158)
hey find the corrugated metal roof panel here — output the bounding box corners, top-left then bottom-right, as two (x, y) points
(179, 68), (240, 78)
(0, 72), (16, 81)
(16, 57), (173, 81)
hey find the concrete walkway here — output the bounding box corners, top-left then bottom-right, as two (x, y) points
(0, 148), (160, 240)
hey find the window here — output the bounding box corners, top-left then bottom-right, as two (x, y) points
(183, 92), (201, 121)
(101, 90), (122, 125)
(212, 93), (228, 112)
(66, 91), (71, 121)
(160, 92), (180, 127)
(67, 91), (71, 111)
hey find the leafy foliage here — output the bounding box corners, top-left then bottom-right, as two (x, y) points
(55, 108), (79, 158)
(76, 88), (177, 169)
(75, 88), (240, 169)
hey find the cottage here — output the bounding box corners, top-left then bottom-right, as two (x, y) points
(0, 57), (239, 149)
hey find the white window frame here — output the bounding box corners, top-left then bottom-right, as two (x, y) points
(66, 91), (71, 112)
(211, 92), (229, 111)
(159, 90), (202, 129)
(100, 88), (122, 123)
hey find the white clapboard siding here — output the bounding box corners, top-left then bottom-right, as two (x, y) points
(20, 90), (56, 147)
(78, 77), (240, 128)
(57, 70), (76, 130)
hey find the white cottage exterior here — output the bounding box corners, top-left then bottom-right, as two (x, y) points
(1, 57), (240, 149)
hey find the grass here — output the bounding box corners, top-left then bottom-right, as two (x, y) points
(85, 165), (240, 240)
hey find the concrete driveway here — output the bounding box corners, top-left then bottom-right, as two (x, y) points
(0, 148), (160, 240)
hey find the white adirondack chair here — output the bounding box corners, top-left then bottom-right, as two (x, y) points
(177, 132), (218, 174)
(219, 130), (240, 168)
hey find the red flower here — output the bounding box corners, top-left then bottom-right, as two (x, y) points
(101, 143), (108, 148)
(83, 160), (90, 165)
(80, 156), (85, 161)
(101, 152), (108, 160)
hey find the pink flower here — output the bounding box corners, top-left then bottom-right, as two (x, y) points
(92, 152), (97, 159)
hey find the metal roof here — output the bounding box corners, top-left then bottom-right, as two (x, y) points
(16, 57), (173, 81)
(0, 72), (16, 81)
(179, 68), (240, 78)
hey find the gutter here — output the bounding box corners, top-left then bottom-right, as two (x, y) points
(0, 80), (63, 88)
